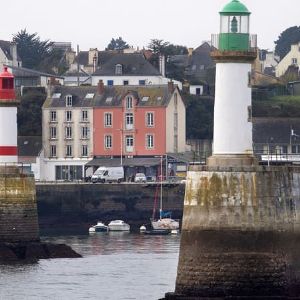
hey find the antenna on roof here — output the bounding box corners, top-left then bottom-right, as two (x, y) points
(77, 45), (80, 87)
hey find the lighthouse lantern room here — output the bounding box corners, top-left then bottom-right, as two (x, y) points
(0, 67), (18, 163)
(210, 0), (257, 166)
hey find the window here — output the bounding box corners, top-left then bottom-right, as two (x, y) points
(55, 165), (82, 181)
(66, 145), (72, 157)
(65, 110), (72, 122)
(82, 110), (88, 122)
(115, 64), (123, 75)
(50, 111), (57, 122)
(126, 96), (133, 109)
(81, 126), (89, 139)
(146, 112), (154, 127)
(2, 78), (13, 89)
(50, 127), (57, 139)
(107, 80), (114, 86)
(66, 95), (73, 107)
(146, 134), (154, 149)
(292, 58), (298, 65)
(174, 93), (178, 107)
(104, 113), (112, 127)
(139, 80), (146, 86)
(65, 126), (72, 139)
(123, 80), (129, 85)
(81, 145), (88, 157)
(125, 135), (134, 152)
(105, 135), (112, 149)
(50, 145), (56, 157)
(125, 113), (134, 129)
(292, 145), (300, 154)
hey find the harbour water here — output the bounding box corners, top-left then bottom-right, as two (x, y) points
(0, 233), (180, 300)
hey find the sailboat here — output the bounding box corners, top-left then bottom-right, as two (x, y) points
(150, 157), (180, 231)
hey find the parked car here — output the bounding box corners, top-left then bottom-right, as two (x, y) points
(134, 173), (147, 183)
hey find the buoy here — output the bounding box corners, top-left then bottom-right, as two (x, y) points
(139, 225), (146, 233)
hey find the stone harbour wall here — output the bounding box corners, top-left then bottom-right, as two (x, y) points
(0, 167), (40, 242)
(36, 183), (185, 227)
(168, 165), (300, 299)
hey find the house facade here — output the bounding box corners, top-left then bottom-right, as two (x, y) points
(0, 40), (21, 68)
(276, 43), (300, 77)
(41, 86), (95, 181)
(40, 83), (186, 181)
(93, 81), (185, 158)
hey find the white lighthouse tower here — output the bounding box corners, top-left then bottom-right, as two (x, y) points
(0, 67), (18, 164)
(209, 0), (257, 166)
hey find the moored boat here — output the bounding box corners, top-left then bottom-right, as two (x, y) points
(89, 221), (108, 233)
(108, 220), (130, 232)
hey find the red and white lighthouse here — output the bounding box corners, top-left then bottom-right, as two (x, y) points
(0, 67), (18, 163)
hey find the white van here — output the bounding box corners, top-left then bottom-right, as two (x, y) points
(91, 166), (124, 183)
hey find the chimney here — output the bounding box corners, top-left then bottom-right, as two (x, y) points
(88, 48), (98, 66)
(188, 48), (194, 56)
(159, 54), (166, 77)
(10, 42), (18, 67)
(98, 80), (105, 94)
(168, 81), (174, 93)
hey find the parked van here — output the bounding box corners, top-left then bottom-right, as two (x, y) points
(91, 166), (124, 183)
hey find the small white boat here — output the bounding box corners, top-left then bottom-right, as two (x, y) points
(89, 221), (108, 233)
(151, 217), (180, 230)
(108, 220), (130, 232)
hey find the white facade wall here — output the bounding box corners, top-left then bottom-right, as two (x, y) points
(213, 63), (253, 155)
(0, 107), (17, 163)
(166, 90), (186, 153)
(41, 105), (93, 181)
(276, 44), (300, 77)
(91, 75), (182, 89)
(189, 85), (204, 95)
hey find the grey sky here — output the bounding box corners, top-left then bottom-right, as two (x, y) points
(2, 0), (299, 51)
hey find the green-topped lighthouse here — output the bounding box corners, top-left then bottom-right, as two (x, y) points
(219, 0), (251, 51)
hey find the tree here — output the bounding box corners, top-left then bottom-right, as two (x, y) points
(275, 26), (300, 59)
(106, 37), (129, 51)
(148, 39), (188, 79)
(18, 87), (47, 136)
(13, 29), (53, 70)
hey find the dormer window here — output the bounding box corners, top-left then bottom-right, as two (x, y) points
(292, 58), (298, 65)
(66, 95), (72, 107)
(126, 96), (133, 109)
(115, 64), (123, 75)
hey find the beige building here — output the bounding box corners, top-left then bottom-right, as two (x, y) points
(276, 43), (300, 77)
(41, 86), (96, 181)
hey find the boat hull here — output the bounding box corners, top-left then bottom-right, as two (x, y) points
(151, 218), (180, 230)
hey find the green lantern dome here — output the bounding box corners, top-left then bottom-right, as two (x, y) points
(220, 0), (250, 15)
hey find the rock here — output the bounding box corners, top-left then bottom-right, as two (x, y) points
(0, 242), (81, 261)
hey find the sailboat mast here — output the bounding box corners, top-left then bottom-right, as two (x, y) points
(160, 155), (163, 220)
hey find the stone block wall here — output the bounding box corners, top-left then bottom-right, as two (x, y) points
(172, 165), (300, 298)
(0, 168), (39, 242)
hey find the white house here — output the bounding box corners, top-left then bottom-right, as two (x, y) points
(276, 43), (300, 77)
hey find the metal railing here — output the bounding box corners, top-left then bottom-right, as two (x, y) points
(211, 34), (257, 52)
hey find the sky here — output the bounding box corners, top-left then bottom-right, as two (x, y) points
(1, 0), (299, 52)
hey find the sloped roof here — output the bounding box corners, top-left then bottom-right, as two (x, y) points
(253, 118), (300, 144)
(7, 65), (64, 79)
(74, 50), (118, 66)
(43, 84), (177, 108)
(18, 136), (42, 157)
(93, 53), (160, 76)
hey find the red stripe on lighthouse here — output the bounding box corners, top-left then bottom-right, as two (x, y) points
(0, 146), (18, 155)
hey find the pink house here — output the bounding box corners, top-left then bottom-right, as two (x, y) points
(93, 81), (186, 158)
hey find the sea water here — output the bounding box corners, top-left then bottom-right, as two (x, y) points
(0, 233), (179, 300)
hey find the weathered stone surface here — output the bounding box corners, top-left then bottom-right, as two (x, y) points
(165, 166), (300, 298)
(0, 168), (40, 242)
(36, 183), (185, 227)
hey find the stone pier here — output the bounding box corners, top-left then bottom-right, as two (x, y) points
(0, 166), (80, 261)
(164, 165), (300, 299)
